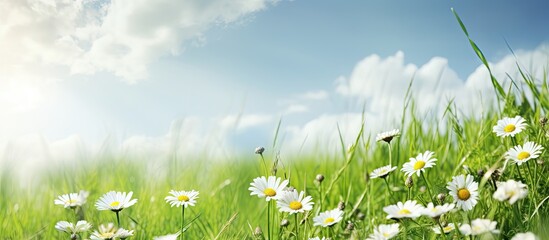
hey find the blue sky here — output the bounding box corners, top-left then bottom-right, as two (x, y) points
(1, 0), (548, 166)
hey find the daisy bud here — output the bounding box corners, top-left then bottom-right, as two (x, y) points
(540, 117), (547, 127)
(280, 219), (290, 227)
(346, 222), (355, 231)
(254, 226), (263, 237)
(338, 201), (345, 210)
(477, 168), (485, 179)
(537, 159), (545, 165)
(420, 186), (426, 193)
(316, 174), (325, 183)
(437, 193), (446, 203)
(405, 176), (413, 188)
(357, 212), (365, 220)
(255, 147), (265, 155)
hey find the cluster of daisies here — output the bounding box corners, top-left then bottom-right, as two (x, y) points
(54, 189), (199, 239)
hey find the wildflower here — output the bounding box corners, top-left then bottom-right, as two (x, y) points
(249, 176), (289, 201)
(493, 179), (528, 204)
(115, 228), (134, 239)
(401, 151), (437, 177)
(376, 129), (401, 143)
(506, 142), (544, 166)
(432, 223), (456, 234)
(337, 201), (345, 210)
(280, 219), (290, 227)
(493, 116), (527, 137)
(459, 218), (500, 236)
(277, 189), (314, 214)
(95, 191), (137, 212)
(511, 232), (539, 240)
(437, 193), (446, 203)
(447, 174), (479, 211)
(90, 223), (117, 240)
(405, 176), (413, 188)
(383, 200), (423, 219)
(254, 226), (263, 237)
(316, 174), (325, 183)
(55, 220), (92, 234)
(370, 165), (397, 179)
(153, 232), (180, 240)
(421, 202), (455, 218)
(54, 190), (89, 209)
(366, 223), (399, 240)
(313, 208), (344, 227)
(165, 190), (199, 208)
(255, 146), (265, 154)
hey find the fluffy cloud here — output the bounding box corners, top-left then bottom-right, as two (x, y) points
(284, 45), (549, 153)
(0, 0), (280, 83)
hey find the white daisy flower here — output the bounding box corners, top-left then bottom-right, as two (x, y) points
(401, 151), (437, 177)
(366, 223), (400, 240)
(376, 129), (401, 143)
(277, 189), (314, 214)
(447, 174), (479, 211)
(54, 190), (89, 208)
(383, 200), (423, 219)
(55, 220), (92, 234)
(95, 191), (138, 212)
(370, 165), (397, 179)
(115, 228), (134, 239)
(153, 232), (181, 240)
(493, 179), (528, 204)
(511, 232), (539, 240)
(459, 218), (500, 236)
(421, 202), (455, 218)
(313, 208), (344, 227)
(249, 176), (289, 201)
(165, 190), (199, 208)
(505, 142), (544, 165)
(493, 116), (527, 137)
(90, 223), (117, 240)
(432, 223), (456, 234)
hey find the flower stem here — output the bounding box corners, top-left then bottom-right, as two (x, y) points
(267, 201), (271, 240)
(388, 143), (393, 167)
(260, 154), (269, 176)
(181, 206), (185, 240)
(115, 211), (121, 228)
(294, 214), (299, 239)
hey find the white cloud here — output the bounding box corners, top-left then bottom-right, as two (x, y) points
(300, 90), (329, 100)
(219, 113), (273, 131)
(283, 104), (309, 114)
(0, 0), (280, 83)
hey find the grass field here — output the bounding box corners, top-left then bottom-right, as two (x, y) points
(1, 10), (548, 240)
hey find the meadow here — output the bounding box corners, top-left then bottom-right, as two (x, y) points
(1, 10), (548, 240)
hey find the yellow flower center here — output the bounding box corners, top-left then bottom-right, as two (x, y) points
(67, 199), (77, 204)
(178, 195), (190, 202)
(110, 201), (120, 207)
(457, 188), (470, 200)
(383, 233), (390, 237)
(324, 217), (335, 224)
(100, 232), (115, 238)
(443, 226), (453, 232)
(413, 160), (426, 170)
(263, 188), (276, 197)
(504, 124), (516, 133)
(289, 201), (302, 210)
(517, 151), (530, 160)
(398, 209), (411, 215)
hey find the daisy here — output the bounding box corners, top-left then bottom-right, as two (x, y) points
(511, 232), (539, 240)
(459, 218), (500, 236)
(432, 223), (456, 234)
(95, 191), (138, 212)
(421, 202), (455, 218)
(165, 190), (199, 208)
(505, 142), (544, 165)
(277, 189), (314, 214)
(383, 200), (423, 219)
(90, 223), (117, 240)
(153, 232), (181, 240)
(493, 179), (528, 204)
(376, 129), (401, 143)
(447, 174), (479, 211)
(370, 165), (397, 179)
(401, 151), (437, 177)
(493, 116), (527, 137)
(55, 220), (92, 234)
(115, 228), (134, 239)
(54, 190), (89, 209)
(313, 208), (344, 227)
(249, 176), (289, 201)
(366, 223), (400, 240)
